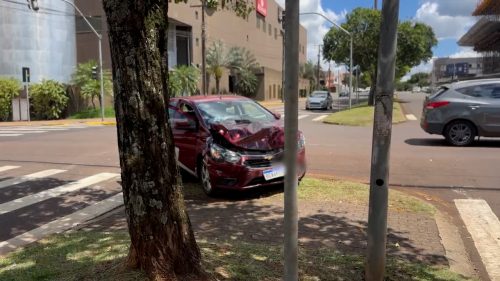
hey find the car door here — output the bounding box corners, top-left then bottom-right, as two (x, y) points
(456, 83), (500, 135)
(169, 102), (199, 176)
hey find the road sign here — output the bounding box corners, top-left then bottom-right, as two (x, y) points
(22, 67), (30, 83)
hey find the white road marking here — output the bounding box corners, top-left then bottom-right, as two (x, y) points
(0, 172), (119, 215)
(0, 192), (124, 255)
(0, 169), (66, 190)
(455, 199), (500, 281)
(405, 114), (417, 121)
(313, 115), (328, 122)
(0, 166), (20, 173)
(0, 134), (23, 137)
(0, 127), (67, 131)
(0, 130), (47, 134)
(298, 115), (310, 120)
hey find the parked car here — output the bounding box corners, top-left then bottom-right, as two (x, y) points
(305, 91), (333, 110)
(168, 95), (306, 195)
(421, 79), (500, 146)
(339, 91), (349, 98)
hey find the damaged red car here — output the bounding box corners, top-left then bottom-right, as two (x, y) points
(168, 95), (306, 195)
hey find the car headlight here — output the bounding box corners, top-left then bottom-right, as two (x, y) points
(298, 133), (306, 150)
(210, 143), (241, 163)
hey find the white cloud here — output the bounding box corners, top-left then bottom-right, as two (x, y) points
(419, 0), (477, 16)
(275, 0), (346, 68)
(449, 47), (480, 58)
(415, 2), (476, 40)
(402, 60), (434, 81)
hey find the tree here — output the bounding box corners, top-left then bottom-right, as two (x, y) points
(300, 61), (317, 93)
(168, 65), (200, 96)
(102, 1), (204, 280)
(30, 80), (69, 120)
(228, 47), (260, 96)
(71, 60), (113, 109)
(0, 77), (21, 121)
(206, 40), (229, 94)
(408, 72), (430, 88)
(323, 8), (437, 105)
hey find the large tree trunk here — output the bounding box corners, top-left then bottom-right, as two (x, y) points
(102, 1), (204, 280)
(215, 77), (220, 95)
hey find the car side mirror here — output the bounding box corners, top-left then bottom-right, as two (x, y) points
(174, 119), (197, 130)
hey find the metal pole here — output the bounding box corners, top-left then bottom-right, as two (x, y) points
(98, 37), (104, 121)
(284, 0), (299, 279)
(365, 0), (399, 280)
(349, 37), (353, 109)
(356, 66), (360, 103)
(201, 0), (207, 95)
(26, 83), (30, 122)
(317, 45), (321, 90)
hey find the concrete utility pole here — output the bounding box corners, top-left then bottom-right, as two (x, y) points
(365, 0), (399, 280)
(283, 0), (299, 279)
(201, 0), (207, 95)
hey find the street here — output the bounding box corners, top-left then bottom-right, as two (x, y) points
(0, 94), (499, 280)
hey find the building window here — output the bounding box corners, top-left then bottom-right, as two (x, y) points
(262, 19), (266, 32)
(195, 11), (199, 20)
(268, 23), (272, 35)
(196, 38), (199, 46)
(273, 84), (276, 98)
(274, 28), (277, 39)
(269, 85), (272, 99)
(247, 35), (249, 41)
(76, 16), (102, 33)
(257, 17), (260, 29)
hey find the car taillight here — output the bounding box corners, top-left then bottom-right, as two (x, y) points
(426, 101), (450, 109)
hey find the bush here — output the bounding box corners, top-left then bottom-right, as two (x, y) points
(0, 78), (21, 121)
(168, 65), (200, 97)
(30, 80), (69, 120)
(71, 60), (113, 109)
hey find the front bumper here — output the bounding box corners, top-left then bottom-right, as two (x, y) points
(206, 149), (307, 190)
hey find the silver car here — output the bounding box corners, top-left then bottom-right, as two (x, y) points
(421, 79), (500, 146)
(306, 91), (333, 110)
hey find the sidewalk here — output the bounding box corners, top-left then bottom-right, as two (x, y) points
(0, 118), (117, 127)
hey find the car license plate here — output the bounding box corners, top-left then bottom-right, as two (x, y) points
(263, 165), (285, 181)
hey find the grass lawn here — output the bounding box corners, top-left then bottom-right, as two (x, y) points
(0, 231), (473, 281)
(69, 107), (115, 119)
(323, 102), (406, 126)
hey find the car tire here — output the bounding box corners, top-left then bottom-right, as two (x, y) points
(200, 160), (216, 196)
(444, 120), (476, 147)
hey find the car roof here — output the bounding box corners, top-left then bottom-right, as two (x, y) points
(448, 78), (500, 89)
(171, 95), (253, 103)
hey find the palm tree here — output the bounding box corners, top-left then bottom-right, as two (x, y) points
(227, 47), (260, 96)
(206, 41), (229, 94)
(168, 65), (200, 97)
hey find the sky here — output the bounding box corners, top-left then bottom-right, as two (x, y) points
(275, 0), (480, 79)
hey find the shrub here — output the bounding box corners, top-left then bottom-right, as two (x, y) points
(0, 78), (21, 121)
(30, 80), (69, 120)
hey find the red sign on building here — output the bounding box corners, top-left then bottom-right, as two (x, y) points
(256, 0), (267, 17)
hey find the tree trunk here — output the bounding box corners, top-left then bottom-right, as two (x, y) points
(215, 77), (220, 95)
(91, 97), (96, 109)
(102, 1), (204, 280)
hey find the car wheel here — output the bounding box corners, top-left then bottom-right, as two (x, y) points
(444, 120), (476, 146)
(200, 161), (216, 196)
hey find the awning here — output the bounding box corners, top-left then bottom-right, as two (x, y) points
(473, 0), (500, 16)
(458, 17), (500, 52)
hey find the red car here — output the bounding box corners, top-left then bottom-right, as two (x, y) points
(168, 95), (306, 195)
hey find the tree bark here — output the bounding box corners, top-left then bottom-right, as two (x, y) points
(102, 1), (204, 280)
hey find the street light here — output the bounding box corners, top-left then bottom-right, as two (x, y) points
(59, 0), (105, 121)
(299, 12), (354, 109)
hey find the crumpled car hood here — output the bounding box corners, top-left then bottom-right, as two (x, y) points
(210, 120), (285, 151)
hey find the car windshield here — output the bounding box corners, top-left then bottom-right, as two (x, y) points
(310, 92), (327, 98)
(196, 99), (277, 126)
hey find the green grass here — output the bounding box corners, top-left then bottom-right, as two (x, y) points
(323, 102), (406, 126)
(69, 107), (115, 119)
(0, 231), (473, 281)
(265, 177), (436, 215)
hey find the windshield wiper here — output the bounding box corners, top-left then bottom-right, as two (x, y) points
(234, 119), (252, 124)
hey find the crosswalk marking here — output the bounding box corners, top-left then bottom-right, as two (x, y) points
(405, 114), (417, 121)
(298, 115), (309, 120)
(0, 134), (23, 137)
(0, 130), (48, 134)
(455, 199), (500, 281)
(0, 166), (20, 173)
(0, 192), (124, 255)
(0, 172), (119, 215)
(0, 169), (66, 190)
(0, 128), (66, 131)
(313, 115), (328, 122)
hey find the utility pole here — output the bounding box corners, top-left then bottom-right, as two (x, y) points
(317, 45), (321, 90)
(283, 0), (299, 279)
(374, 0), (378, 10)
(201, 0), (207, 95)
(365, 0), (399, 280)
(349, 37), (353, 109)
